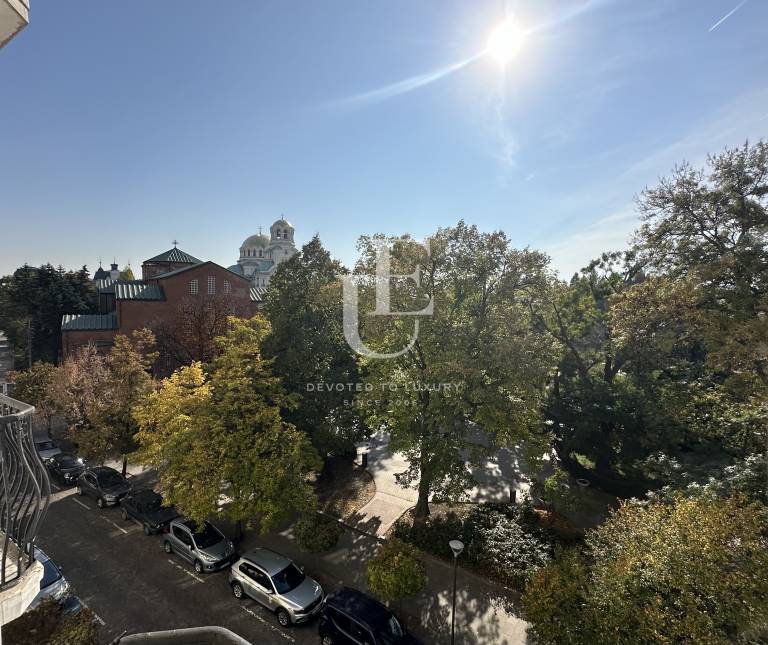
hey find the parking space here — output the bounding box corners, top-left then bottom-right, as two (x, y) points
(36, 483), (318, 644)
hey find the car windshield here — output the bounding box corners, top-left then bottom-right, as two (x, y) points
(97, 471), (124, 487)
(271, 563), (305, 594)
(377, 615), (405, 645)
(143, 496), (162, 510)
(192, 523), (223, 549)
(58, 455), (79, 468)
(40, 559), (62, 589)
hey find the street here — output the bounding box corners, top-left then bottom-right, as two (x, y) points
(37, 480), (321, 645)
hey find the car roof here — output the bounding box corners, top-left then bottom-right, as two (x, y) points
(132, 489), (160, 500)
(91, 466), (119, 475)
(326, 587), (393, 628)
(241, 548), (292, 576)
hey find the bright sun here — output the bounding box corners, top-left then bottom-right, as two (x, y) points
(486, 18), (527, 64)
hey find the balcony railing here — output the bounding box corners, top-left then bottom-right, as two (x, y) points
(0, 393), (50, 591)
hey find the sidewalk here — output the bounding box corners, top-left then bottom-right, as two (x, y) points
(244, 521), (530, 645)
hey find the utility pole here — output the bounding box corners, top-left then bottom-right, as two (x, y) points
(27, 318), (32, 368)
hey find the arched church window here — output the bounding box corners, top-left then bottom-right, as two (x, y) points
(259, 250), (262, 257)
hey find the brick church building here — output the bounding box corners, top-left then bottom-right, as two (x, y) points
(61, 245), (265, 358)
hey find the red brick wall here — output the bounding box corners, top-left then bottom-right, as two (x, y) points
(61, 329), (117, 357)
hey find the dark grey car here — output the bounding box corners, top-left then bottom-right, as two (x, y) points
(229, 548), (324, 627)
(164, 518), (236, 574)
(76, 466), (132, 508)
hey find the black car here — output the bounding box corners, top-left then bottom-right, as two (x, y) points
(45, 452), (86, 485)
(121, 489), (179, 535)
(76, 466), (132, 508)
(318, 587), (422, 645)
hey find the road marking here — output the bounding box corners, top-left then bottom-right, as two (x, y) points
(166, 558), (206, 583)
(79, 598), (106, 626)
(240, 605), (295, 643)
(102, 517), (128, 534)
(50, 482), (61, 491)
(72, 498), (90, 510)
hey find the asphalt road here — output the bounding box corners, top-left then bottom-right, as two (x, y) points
(36, 482), (321, 645)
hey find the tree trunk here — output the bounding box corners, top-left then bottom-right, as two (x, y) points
(121, 454), (128, 477)
(413, 474), (431, 525)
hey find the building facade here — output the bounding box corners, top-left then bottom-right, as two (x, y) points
(61, 248), (263, 358)
(0, 332), (13, 396)
(228, 217), (298, 288)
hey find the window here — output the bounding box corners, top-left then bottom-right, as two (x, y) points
(207, 276), (215, 294)
(173, 526), (192, 546)
(258, 249), (263, 257)
(223, 280), (231, 294)
(189, 279), (199, 294)
(240, 563), (272, 590)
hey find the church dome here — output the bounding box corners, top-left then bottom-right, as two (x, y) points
(241, 234), (269, 249)
(270, 217), (294, 242)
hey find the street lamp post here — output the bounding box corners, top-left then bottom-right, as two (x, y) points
(449, 539), (464, 645)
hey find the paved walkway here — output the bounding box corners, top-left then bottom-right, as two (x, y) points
(351, 429), (537, 537)
(251, 520), (530, 645)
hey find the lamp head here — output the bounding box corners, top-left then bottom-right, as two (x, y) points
(449, 539), (464, 558)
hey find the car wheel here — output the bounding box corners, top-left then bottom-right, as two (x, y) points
(143, 523), (152, 536)
(232, 582), (244, 600)
(321, 637), (334, 645)
(97, 497), (105, 509)
(193, 560), (203, 574)
(276, 608), (291, 627)
(121, 509), (128, 521)
(163, 541), (172, 554)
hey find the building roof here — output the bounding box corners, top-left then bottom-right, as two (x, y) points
(114, 282), (164, 301)
(250, 287), (267, 302)
(95, 278), (117, 293)
(227, 264), (244, 276)
(61, 313), (118, 331)
(152, 261), (250, 283)
(93, 266), (111, 281)
(143, 247), (201, 265)
(241, 234), (270, 249)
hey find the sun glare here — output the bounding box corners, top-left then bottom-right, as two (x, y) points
(486, 18), (527, 64)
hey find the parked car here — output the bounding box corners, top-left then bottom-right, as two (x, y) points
(318, 587), (422, 645)
(76, 466), (132, 508)
(27, 549), (70, 611)
(229, 548), (324, 627)
(121, 489), (179, 535)
(45, 452), (86, 485)
(164, 518), (236, 574)
(35, 439), (62, 461)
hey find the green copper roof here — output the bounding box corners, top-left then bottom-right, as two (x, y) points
(144, 247), (201, 265)
(61, 313), (117, 331)
(114, 282), (164, 301)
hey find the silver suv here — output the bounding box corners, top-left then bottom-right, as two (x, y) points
(229, 548), (324, 627)
(163, 518), (236, 574)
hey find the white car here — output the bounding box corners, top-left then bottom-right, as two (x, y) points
(27, 549), (70, 611)
(35, 439), (62, 461)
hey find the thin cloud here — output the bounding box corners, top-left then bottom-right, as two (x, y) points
(709, 0), (748, 32)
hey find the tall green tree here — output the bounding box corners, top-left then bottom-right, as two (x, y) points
(263, 236), (365, 456)
(523, 495), (768, 645)
(134, 317), (320, 531)
(0, 264), (96, 364)
(358, 223), (557, 522)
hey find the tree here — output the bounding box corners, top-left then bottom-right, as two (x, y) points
(263, 236), (365, 456)
(8, 361), (58, 436)
(366, 538), (426, 603)
(73, 330), (156, 475)
(0, 264), (96, 364)
(357, 223), (557, 522)
(152, 294), (248, 375)
(118, 265), (135, 281)
(523, 495), (768, 645)
(134, 317), (320, 532)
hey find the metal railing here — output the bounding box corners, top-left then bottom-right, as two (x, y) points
(0, 393), (50, 590)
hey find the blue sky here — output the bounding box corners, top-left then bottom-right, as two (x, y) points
(0, 0), (766, 278)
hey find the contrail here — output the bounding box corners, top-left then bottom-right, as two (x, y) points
(709, 0), (748, 31)
(322, 52), (484, 110)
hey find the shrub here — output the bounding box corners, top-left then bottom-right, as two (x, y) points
(3, 597), (98, 645)
(392, 512), (464, 559)
(523, 495), (768, 645)
(366, 538), (427, 603)
(464, 505), (552, 587)
(293, 512), (344, 552)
